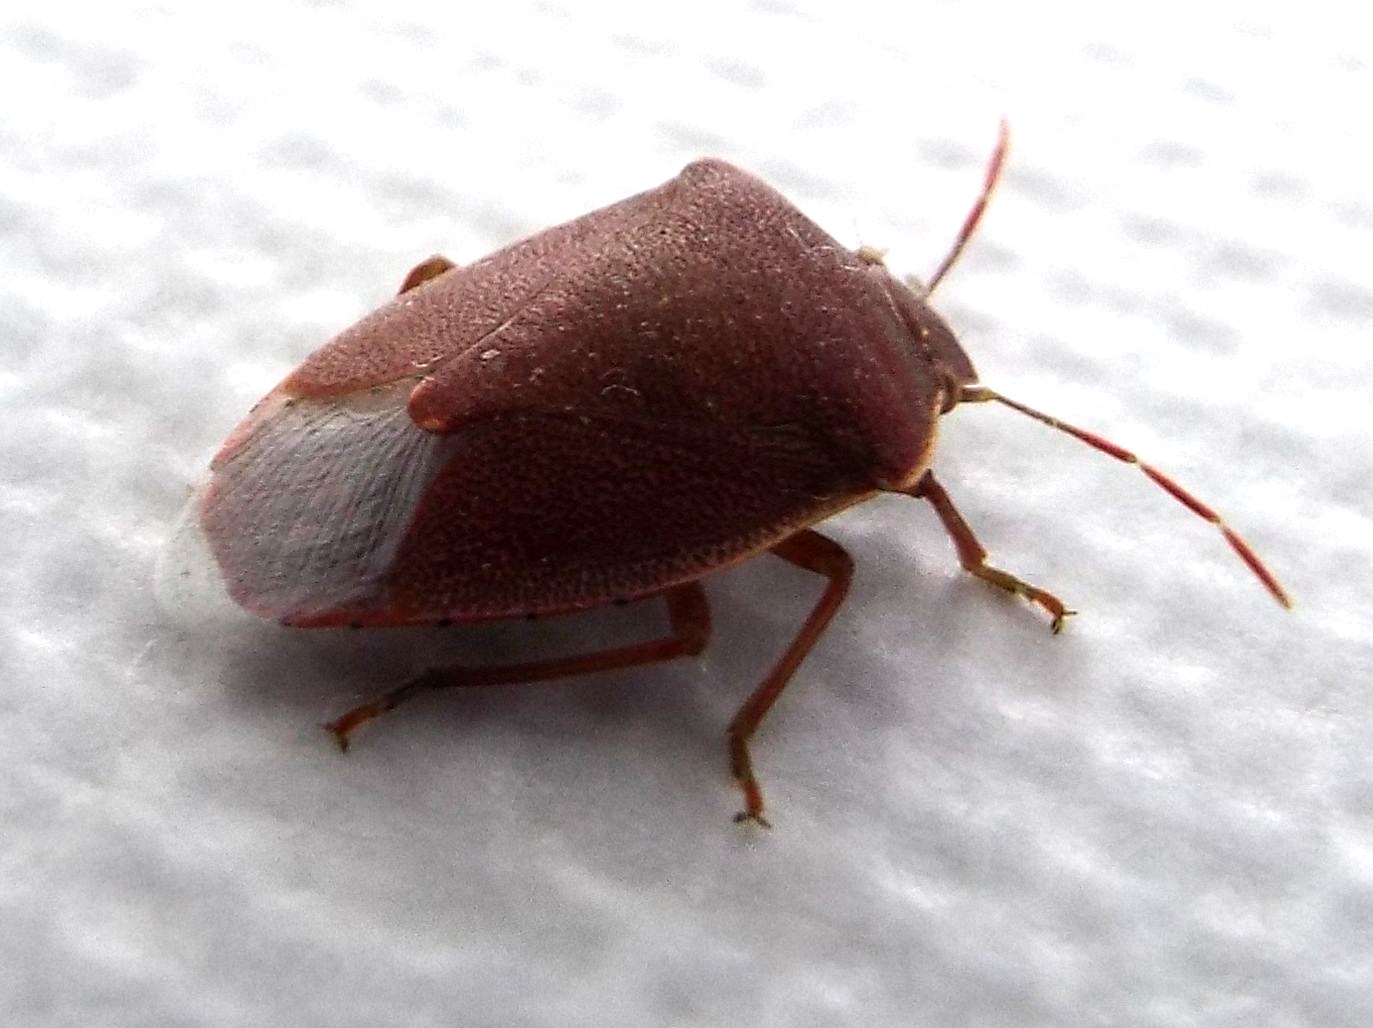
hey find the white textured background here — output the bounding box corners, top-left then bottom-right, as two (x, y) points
(4, 2), (1370, 1026)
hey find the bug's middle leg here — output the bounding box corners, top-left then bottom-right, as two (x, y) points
(908, 470), (1074, 632)
(325, 581), (711, 750)
(727, 528), (854, 828)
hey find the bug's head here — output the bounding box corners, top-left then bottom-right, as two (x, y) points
(858, 118), (1012, 416)
(859, 248), (979, 414)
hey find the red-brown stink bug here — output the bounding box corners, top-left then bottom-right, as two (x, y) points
(179, 123), (1289, 826)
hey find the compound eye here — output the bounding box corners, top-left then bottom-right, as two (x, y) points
(937, 367), (965, 413)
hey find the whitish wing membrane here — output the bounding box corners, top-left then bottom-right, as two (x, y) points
(161, 384), (451, 624)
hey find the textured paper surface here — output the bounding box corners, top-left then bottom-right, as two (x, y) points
(4, 3), (1370, 1025)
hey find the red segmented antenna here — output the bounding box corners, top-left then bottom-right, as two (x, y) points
(926, 117), (1012, 296)
(960, 385), (1293, 609)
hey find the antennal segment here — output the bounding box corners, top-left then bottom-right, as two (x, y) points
(925, 118), (1012, 296)
(960, 385), (1292, 609)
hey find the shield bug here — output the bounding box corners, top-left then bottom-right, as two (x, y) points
(180, 123), (1289, 825)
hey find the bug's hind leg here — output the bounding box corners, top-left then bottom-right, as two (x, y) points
(324, 582), (711, 750)
(727, 529), (854, 828)
(909, 470), (1074, 633)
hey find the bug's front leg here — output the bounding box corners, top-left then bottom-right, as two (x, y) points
(908, 470), (1075, 633)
